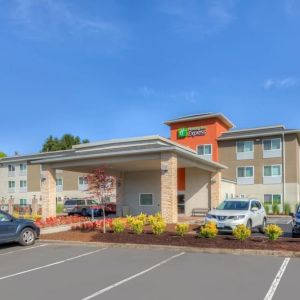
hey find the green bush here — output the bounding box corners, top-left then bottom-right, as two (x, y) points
(232, 224), (251, 241)
(284, 203), (291, 215)
(263, 204), (270, 215)
(199, 222), (218, 238)
(147, 213), (163, 226)
(136, 213), (148, 225)
(175, 223), (189, 237)
(151, 221), (166, 235)
(265, 224), (283, 241)
(56, 204), (64, 214)
(130, 219), (144, 234)
(111, 218), (125, 233)
(272, 203), (280, 215)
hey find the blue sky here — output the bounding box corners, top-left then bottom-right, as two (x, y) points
(1, 0), (300, 155)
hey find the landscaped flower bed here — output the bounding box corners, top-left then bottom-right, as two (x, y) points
(40, 214), (300, 253)
(35, 216), (90, 228)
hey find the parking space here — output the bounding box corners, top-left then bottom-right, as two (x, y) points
(0, 243), (297, 300)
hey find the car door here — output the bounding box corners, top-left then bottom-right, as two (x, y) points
(254, 201), (264, 225)
(0, 212), (18, 243)
(250, 201), (260, 227)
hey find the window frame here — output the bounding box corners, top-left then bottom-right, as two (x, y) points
(236, 141), (254, 153)
(263, 194), (282, 205)
(263, 165), (282, 177)
(263, 138), (281, 151)
(139, 193), (154, 206)
(197, 144), (212, 156)
(236, 166), (254, 178)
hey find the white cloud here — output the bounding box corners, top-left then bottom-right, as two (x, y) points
(5, 0), (122, 41)
(264, 77), (299, 89)
(157, 0), (236, 37)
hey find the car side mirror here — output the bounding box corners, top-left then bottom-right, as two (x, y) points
(289, 212), (295, 218)
(251, 207), (258, 212)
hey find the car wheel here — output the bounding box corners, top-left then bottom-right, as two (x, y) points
(81, 208), (87, 217)
(259, 218), (266, 234)
(246, 219), (252, 231)
(19, 228), (36, 246)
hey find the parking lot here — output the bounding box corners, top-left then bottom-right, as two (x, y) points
(0, 241), (298, 300)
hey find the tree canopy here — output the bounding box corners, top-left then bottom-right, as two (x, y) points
(0, 152), (7, 158)
(41, 134), (90, 152)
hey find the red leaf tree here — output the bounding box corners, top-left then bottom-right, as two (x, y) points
(87, 168), (116, 233)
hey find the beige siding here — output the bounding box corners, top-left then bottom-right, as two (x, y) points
(62, 170), (85, 191)
(27, 164), (41, 192)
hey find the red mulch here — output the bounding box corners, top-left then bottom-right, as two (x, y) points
(41, 226), (300, 252)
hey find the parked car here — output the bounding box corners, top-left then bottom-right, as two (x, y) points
(291, 205), (300, 237)
(86, 202), (117, 217)
(205, 198), (267, 233)
(0, 210), (40, 246)
(63, 198), (99, 216)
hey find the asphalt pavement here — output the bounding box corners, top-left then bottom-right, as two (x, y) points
(0, 242), (298, 300)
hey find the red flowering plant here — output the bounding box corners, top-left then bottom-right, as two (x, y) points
(35, 215), (89, 228)
(87, 168), (117, 233)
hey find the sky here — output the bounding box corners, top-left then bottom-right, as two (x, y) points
(0, 0), (300, 155)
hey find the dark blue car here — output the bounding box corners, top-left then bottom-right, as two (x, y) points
(292, 205), (300, 237)
(0, 210), (40, 246)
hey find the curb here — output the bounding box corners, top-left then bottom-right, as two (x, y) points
(39, 239), (300, 258)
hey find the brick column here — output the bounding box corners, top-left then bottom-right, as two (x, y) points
(211, 171), (221, 209)
(116, 172), (125, 217)
(41, 166), (56, 219)
(161, 152), (178, 223)
(8, 197), (14, 215)
(32, 196), (38, 215)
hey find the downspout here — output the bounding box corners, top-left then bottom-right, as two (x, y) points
(282, 132), (286, 208)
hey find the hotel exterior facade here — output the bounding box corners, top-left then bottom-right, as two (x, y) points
(0, 113), (299, 221)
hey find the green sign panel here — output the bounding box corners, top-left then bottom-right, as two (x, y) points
(177, 127), (207, 138)
(177, 128), (188, 138)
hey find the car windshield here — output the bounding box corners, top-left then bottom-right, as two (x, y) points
(297, 206), (300, 213)
(216, 200), (250, 211)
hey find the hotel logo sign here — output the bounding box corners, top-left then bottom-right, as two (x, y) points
(177, 127), (207, 138)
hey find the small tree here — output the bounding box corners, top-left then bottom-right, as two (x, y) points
(87, 168), (116, 233)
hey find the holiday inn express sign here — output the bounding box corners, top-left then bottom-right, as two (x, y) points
(177, 127), (207, 138)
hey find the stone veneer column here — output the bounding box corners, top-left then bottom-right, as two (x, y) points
(8, 197), (14, 215)
(211, 171), (221, 209)
(116, 172), (124, 217)
(41, 166), (56, 219)
(161, 152), (178, 223)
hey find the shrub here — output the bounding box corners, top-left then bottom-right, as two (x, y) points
(264, 204), (270, 215)
(265, 224), (283, 241)
(233, 224), (251, 241)
(199, 222), (218, 238)
(147, 212), (164, 226)
(272, 203), (280, 215)
(136, 213), (148, 225)
(130, 219), (144, 234)
(126, 215), (135, 227)
(111, 218), (125, 233)
(284, 203), (291, 215)
(152, 221), (166, 235)
(56, 204), (64, 214)
(175, 223), (189, 237)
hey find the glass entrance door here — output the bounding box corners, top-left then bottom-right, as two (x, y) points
(177, 194), (185, 214)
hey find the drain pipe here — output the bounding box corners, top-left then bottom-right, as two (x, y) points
(282, 132), (286, 209)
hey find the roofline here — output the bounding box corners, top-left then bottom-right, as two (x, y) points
(218, 130), (300, 141)
(223, 124), (286, 134)
(164, 113), (235, 129)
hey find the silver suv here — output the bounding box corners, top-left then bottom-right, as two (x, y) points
(63, 198), (99, 216)
(205, 198), (267, 233)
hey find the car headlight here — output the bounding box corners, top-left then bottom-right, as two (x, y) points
(206, 214), (216, 219)
(228, 215), (245, 220)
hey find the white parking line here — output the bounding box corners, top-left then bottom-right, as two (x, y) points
(264, 257), (290, 300)
(81, 252), (185, 300)
(0, 244), (48, 256)
(0, 247), (107, 281)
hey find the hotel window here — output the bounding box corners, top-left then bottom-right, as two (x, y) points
(8, 165), (15, 176)
(19, 163), (27, 175)
(236, 141), (254, 160)
(264, 194), (281, 205)
(263, 165), (282, 184)
(237, 166), (254, 185)
(8, 181), (15, 193)
(237, 167), (254, 178)
(139, 193), (153, 206)
(20, 199), (27, 206)
(263, 138), (281, 158)
(78, 176), (88, 191)
(197, 144), (212, 160)
(20, 180), (27, 192)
